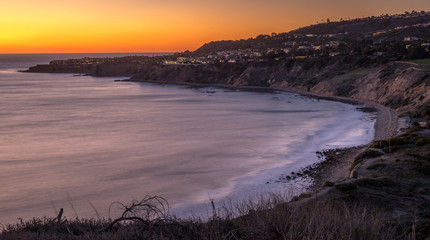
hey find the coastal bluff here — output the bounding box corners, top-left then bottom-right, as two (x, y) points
(129, 59), (430, 118)
(25, 62), (140, 77)
(25, 58), (430, 119)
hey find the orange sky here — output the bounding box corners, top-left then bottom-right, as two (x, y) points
(1, 0), (429, 53)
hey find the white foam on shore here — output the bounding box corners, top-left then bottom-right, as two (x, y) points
(0, 69), (20, 74)
(0, 67), (377, 224)
(171, 101), (376, 219)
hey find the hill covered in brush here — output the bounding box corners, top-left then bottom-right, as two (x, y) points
(194, 11), (430, 55)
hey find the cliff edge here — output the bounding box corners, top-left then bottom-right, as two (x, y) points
(130, 59), (430, 119)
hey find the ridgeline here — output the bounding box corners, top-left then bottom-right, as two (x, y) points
(25, 11), (430, 119)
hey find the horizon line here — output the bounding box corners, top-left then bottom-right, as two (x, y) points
(0, 52), (176, 55)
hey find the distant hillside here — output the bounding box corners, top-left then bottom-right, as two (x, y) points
(24, 10), (430, 119)
(290, 12), (430, 35)
(194, 11), (430, 55)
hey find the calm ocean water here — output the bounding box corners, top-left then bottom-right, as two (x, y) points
(0, 54), (375, 224)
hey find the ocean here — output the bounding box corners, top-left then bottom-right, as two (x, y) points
(0, 54), (375, 224)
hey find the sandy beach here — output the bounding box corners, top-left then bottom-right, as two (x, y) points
(270, 85), (399, 140)
(131, 80), (399, 190)
(132, 80), (399, 141)
(275, 87), (399, 188)
(276, 90), (399, 190)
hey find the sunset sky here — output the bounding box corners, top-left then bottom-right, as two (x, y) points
(1, 0), (430, 53)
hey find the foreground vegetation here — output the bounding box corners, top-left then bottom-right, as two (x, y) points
(2, 127), (429, 239)
(0, 197), (407, 240)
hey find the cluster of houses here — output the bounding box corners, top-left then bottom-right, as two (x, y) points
(49, 58), (110, 65)
(163, 31), (430, 66)
(49, 56), (152, 66)
(163, 50), (264, 65)
(162, 39), (344, 65)
(163, 41), (351, 65)
(370, 21), (430, 38)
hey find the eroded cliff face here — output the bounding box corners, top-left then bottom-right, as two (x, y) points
(26, 64), (96, 74)
(131, 61), (430, 116)
(26, 58), (430, 116)
(308, 63), (430, 115)
(133, 63), (246, 85)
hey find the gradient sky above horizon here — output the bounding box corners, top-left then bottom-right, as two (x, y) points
(1, 0), (430, 53)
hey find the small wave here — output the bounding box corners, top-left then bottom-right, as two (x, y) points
(249, 109), (320, 114)
(0, 69), (19, 74)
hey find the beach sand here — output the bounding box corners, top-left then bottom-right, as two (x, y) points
(294, 97), (398, 191)
(129, 80), (399, 193)
(262, 86), (399, 191)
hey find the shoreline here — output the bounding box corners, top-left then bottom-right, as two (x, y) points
(125, 79), (399, 192)
(125, 79), (398, 140)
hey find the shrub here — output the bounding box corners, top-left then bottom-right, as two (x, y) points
(415, 137), (430, 146)
(409, 160), (430, 176)
(370, 134), (416, 149)
(335, 182), (358, 192)
(416, 220), (430, 240)
(367, 163), (387, 170)
(351, 150), (384, 169)
(290, 192), (313, 202)
(323, 181), (335, 187)
(407, 152), (430, 161)
(383, 145), (410, 153)
(354, 177), (394, 187)
(357, 150), (384, 159)
(334, 84), (356, 96)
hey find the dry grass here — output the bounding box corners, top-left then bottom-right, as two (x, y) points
(4, 130), (429, 239)
(0, 193), (409, 240)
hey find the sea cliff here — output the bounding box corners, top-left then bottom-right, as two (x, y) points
(26, 62), (140, 77)
(25, 56), (430, 118)
(128, 59), (430, 118)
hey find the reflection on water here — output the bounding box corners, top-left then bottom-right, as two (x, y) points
(0, 56), (374, 224)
